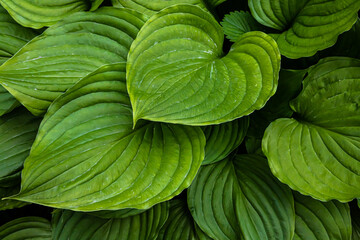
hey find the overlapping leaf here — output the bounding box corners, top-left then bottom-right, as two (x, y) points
(127, 5), (280, 126)
(0, 0), (104, 29)
(0, 5), (38, 116)
(0, 7), (146, 115)
(0, 217), (51, 240)
(202, 117), (248, 165)
(52, 202), (169, 240)
(248, 0), (360, 58)
(188, 155), (294, 240)
(293, 193), (351, 240)
(263, 57), (360, 202)
(12, 64), (205, 211)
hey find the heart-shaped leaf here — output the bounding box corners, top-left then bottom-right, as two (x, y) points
(52, 202), (168, 240)
(12, 63), (205, 211)
(202, 117), (248, 165)
(263, 57), (360, 202)
(127, 5), (280, 126)
(248, 0), (360, 58)
(293, 193), (351, 240)
(187, 155), (295, 240)
(0, 7), (146, 115)
(0, 0), (104, 29)
(0, 217), (51, 239)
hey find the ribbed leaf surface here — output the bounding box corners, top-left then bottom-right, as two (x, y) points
(13, 64), (205, 211)
(0, 217), (51, 240)
(202, 117), (248, 165)
(188, 155), (295, 240)
(293, 193), (351, 240)
(127, 5), (280, 126)
(0, 0), (103, 28)
(88, 208), (146, 219)
(0, 7), (146, 115)
(52, 202), (168, 240)
(248, 0), (360, 58)
(263, 57), (360, 202)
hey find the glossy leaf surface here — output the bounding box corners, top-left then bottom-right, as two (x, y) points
(0, 217), (51, 240)
(263, 57), (360, 202)
(13, 64), (205, 211)
(127, 5), (280, 126)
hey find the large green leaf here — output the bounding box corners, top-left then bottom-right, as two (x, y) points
(127, 5), (280, 126)
(0, 108), (40, 186)
(52, 202), (169, 240)
(157, 199), (200, 240)
(221, 11), (266, 42)
(0, 5), (38, 116)
(187, 155), (295, 240)
(0, 7), (146, 116)
(293, 193), (351, 240)
(202, 117), (248, 165)
(0, 0), (104, 29)
(0, 217), (51, 240)
(248, 0), (360, 59)
(11, 63), (205, 211)
(263, 57), (360, 202)
(111, 0), (207, 17)
(88, 208), (147, 219)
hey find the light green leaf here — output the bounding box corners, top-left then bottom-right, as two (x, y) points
(0, 217), (51, 240)
(157, 199), (199, 240)
(202, 117), (248, 165)
(263, 57), (360, 202)
(111, 0), (206, 17)
(127, 5), (280, 126)
(0, 5), (38, 116)
(248, 0), (360, 59)
(0, 0), (105, 29)
(0, 7), (146, 116)
(293, 193), (351, 240)
(221, 11), (266, 42)
(52, 202), (169, 240)
(188, 155), (295, 240)
(12, 63), (205, 211)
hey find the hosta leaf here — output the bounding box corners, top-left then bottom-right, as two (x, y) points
(127, 5), (280, 126)
(0, 186), (28, 210)
(111, 0), (206, 17)
(88, 208), (147, 219)
(188, 155), (295, 240)
(202, 117), (248, 165)
(0, 7), (146, 116)
(157, 199), (199, 240)
(263, 57), (360, 202)
(12, 64), (205, 211)
(0, 108), (40, 186)
(0, 0), (104, 29)
(0, 217), (51, 240)
(248, 0), (360, 58)
(293, 193), (351, 240)
(0, 5), (38, 116)
(221, 11), (266, 42)
(52, 202), (169, 240)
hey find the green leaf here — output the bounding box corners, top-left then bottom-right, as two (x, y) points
(293, 193), (351, 240)
(0, 186), (28, 210)
(202, 117), (248, 165)
(263, 57), (360, 202)
(0, 216), (51, 240)
(352, 204), (360, 240)
(52, 202), (169, 240)
(88, 208), (147, 219)
(0, 7), (146, 116)
(0, 5), (38, 116)
(248, 0), (360, 59)
(221, 11), (266, 42)
(187, 155), (295, 240)
(157, 199), (200, 240)
(111, 0), (207, 17)
(12, 63), (205, 211)
(0, 0), (104, 29)
(0, 108), (40, 186)
(127, 5), (280, 126)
